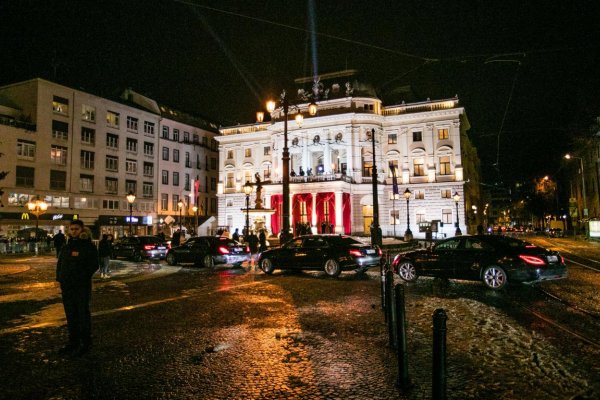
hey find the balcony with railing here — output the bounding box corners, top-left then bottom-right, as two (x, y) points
(0, 115), (36, 131)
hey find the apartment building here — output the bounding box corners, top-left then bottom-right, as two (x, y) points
(0, 79), (219, 239)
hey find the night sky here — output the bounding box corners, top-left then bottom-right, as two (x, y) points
(2, 0), (599, 187)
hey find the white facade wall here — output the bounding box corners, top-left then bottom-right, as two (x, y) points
(216, 96), (469, 239)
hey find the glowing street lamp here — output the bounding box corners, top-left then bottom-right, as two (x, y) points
(27, 196), (48, 241)
(403, 188), (413, 241)
(564, 154), (588, 218)
(192, 204), (198, 236)
(177, 199), (184, 232)
(126, 192), (136, 236)
(266, 91), (317, 244)
(453, 192), (462, 236)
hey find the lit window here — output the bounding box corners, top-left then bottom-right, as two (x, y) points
(82, 104), (96, 122)
(441, 189), (451, 199)
(413, 158), (425, 176)
(52, 96), (69, 115)
(227, 150), (234, 159)
(388, 133), (397, 144)
(226, 172), (234, 188)
(439, 156), (451, 175)
(51, 145), (68, 165)
(438, 128), (449, 140)
(106, 111), (120, 127)
(245, 148), (252, 158)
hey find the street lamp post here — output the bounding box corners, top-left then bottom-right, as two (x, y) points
(453, 192), (462, 236)
(243, 181), (253, 239)
(369, 128), (382, 247)
(126, 192), (136, 236)
(27, 196), (48, 241)
(403, 188), (413, 241)
(192, 204), (198, 236)
(565, 154), (588, 218)
(266, 90), (317, 244)
(177, 199), (184, 232)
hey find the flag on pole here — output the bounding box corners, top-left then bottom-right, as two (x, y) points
(390, 162), (399, 195)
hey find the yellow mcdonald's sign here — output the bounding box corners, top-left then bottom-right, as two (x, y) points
(21, 212), (30, 220)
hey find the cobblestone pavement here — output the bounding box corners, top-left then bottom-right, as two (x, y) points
(0, 254), (598, 399)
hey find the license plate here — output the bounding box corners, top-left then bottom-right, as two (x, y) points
(158, 246), (166, 250)
(547, 255), (558, 263)
(366, 249), (376, 255)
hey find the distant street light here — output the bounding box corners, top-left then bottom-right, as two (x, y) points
(27, 196), (48, 242)
(177, 199), (184, 232)
(453, 192), (462, 236)
(192, 204), (198, 236)
(266, 90), (317, 243)
(403, 188), (413, 241)
(126, 192), (136, 236)
(243, 181), (254, 238)
(564, 154), (588, 218)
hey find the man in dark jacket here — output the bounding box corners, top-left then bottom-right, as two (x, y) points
(53, 230), (66, 258)
(56, 220), (99, 356)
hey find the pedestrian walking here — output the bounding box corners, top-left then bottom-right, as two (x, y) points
(53, 230), (66, 258)
(247, 233), (259, 254)
(98, 234), (112, 278)
(56, 220), (99, 356)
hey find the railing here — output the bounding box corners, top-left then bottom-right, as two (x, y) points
(0, 116), (36, 131)
(0, 241), (52, 255)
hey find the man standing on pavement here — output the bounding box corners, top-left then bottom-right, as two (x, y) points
(53, 230), (66, 258)
(56, 220), (99, 356)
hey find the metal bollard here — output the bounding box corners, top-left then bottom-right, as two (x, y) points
(432, 308), (448, 400)
(395, 284), (410, 389)
(380, 260), (386, 317)
(385, 270), (396, 348)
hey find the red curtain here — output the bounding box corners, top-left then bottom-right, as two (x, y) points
(342, 192), (351, 234)
(292, 193), (313, 235)
(270, 194), (282, 235)
(316, 192), (336, 233)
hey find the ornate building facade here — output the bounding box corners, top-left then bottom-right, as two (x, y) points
(216, 71), (481, 240)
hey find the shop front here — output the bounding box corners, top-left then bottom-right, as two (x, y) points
(97, 215), (154, 240)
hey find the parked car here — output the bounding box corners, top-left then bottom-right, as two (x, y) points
(392, 235), (567, 290)
(165, 236), (250, 269)
(258, 234), (382, 277)
(548, 228), (564, 238)
(111, 235), (168, 261)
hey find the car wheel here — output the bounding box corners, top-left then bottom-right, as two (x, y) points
(323, 258), (341, 277)
(133, 252), (143, 262)
(260, 258), (275, 274)
(482, 265), (507, 290)
(397, 261), (418, 282)
(203, 255), (215, 270)
(166, 253), (177, 266)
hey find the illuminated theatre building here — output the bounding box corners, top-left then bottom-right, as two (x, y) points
(216, 71), (480, 240)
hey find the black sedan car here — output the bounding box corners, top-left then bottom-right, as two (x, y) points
(258, 234), (382, 277)
(111, 235), (168, 261)
(392, 235), (567, 290)
(165, 236), (250, 269)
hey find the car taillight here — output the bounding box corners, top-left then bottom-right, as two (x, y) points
(143, 244), (154, 250)
(518, 254), (545, 266)
(378, 248), (383, 256)
(349, 249), (362, 257)
(245, 245), (250, 253)
(560, 255), (565, 264)
(217, 246), (230, 255)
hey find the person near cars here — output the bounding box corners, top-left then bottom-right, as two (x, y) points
(53, 230), (66, 258)
(477, 224), (484, 235)
(56, 220), (99, 356)
(98, 234), (112, 278)
(259, 230), (267, 252)
(232, 228), (240, 242)
(171, 230), (181, 247)
(247, 232), (259, 253)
